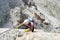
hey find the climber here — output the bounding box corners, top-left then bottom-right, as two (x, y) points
(16, 18), (34, 32)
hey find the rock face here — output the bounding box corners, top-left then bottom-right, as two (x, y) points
(0, 29), (60, 40)
(0, 0), (23, 27)
(16, 30), (60, 40)
(1, 0), (60, 40)
(0, 0), (10, 27)
(0, 0), (60, 32)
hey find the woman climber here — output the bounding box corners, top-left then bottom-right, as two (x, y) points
(16, 18), (34, 32)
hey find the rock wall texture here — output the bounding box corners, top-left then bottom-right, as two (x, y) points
(0, 29), (60, 40)
(0, 0), (23, 27)
(0, 29), (22, 40)
(0, 0), (60, 32)
(0, 0), (60, 40)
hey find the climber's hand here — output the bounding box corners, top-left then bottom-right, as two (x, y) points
(16, 26), (19, 29)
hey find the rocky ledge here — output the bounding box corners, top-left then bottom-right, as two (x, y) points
(0, 28), (60, 40)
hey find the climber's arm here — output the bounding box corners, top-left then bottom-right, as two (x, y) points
(16, 22), (24, 29)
